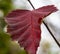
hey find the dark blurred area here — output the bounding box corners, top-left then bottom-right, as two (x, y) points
(0, 0), (12, 16)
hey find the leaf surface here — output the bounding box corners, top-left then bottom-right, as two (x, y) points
(5, 5), (58, 54)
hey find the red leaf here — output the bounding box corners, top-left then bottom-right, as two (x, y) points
(5, 5), (58, 54)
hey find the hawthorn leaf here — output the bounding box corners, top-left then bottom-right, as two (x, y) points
(5, 5), (58, 54)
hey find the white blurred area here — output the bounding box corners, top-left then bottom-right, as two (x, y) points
(13, 0), (60, 54)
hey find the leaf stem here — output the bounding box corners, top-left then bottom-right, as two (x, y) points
(28, 0), (60, 47)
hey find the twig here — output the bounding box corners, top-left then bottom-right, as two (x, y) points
(28, 0), (60, 47)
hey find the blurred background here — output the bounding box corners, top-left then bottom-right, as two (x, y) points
(0, 0), (60, 54)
